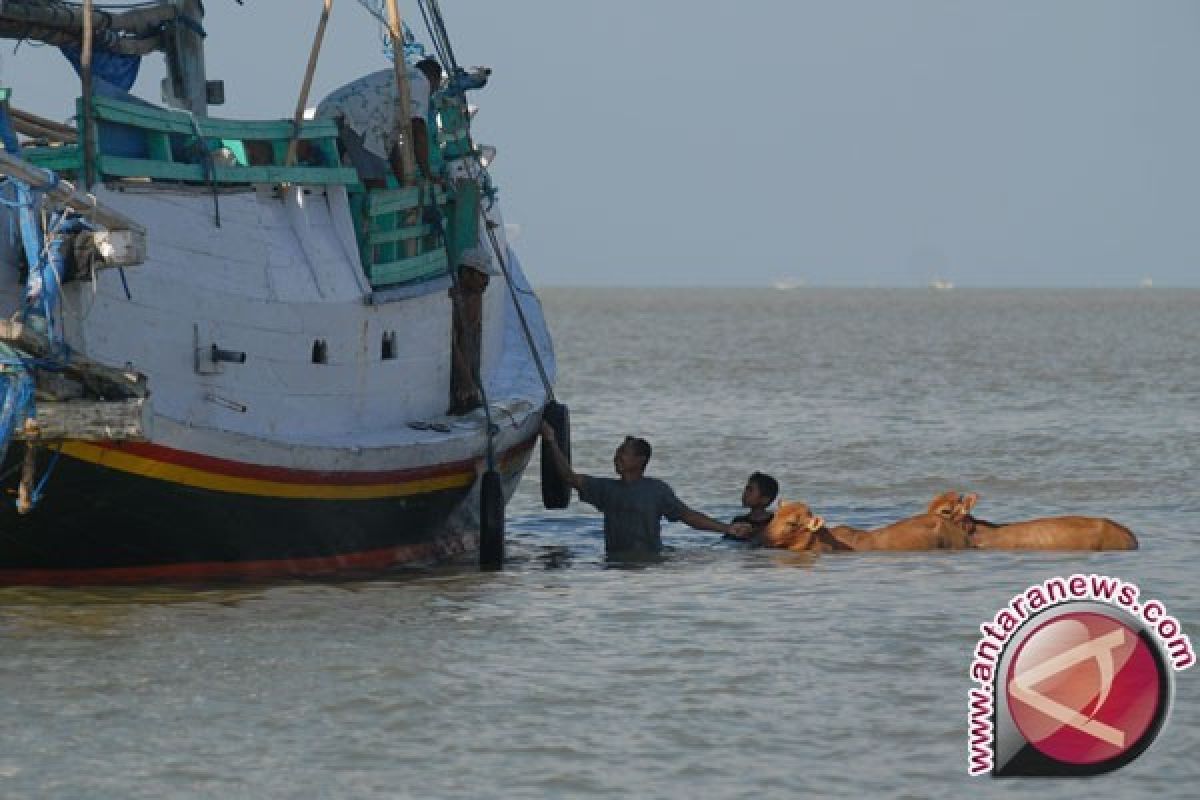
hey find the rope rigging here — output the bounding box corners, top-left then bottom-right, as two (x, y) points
(0, 174), (83, 509)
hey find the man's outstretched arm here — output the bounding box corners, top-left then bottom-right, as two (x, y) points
(540, 421), (584, 491)
(680, 508), (751, 538)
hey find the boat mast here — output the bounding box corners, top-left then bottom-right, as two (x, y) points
(285, 0), (334, 166)
(80, 0), (95, 187)
(385, 0), (417, 185)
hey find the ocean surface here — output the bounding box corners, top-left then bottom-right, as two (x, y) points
(1, 288), (1197, 798)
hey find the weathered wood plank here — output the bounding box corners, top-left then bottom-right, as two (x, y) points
(368, 186), (450, 216)
(92, 95), (341, 141)
(14, 398), (149, 442)
(17, 145), (80, 172)
(35, 372), (85, 401)
(0, 317), (147, 399)
(9, 106), (79, 142)
(0, 2), (178, 36)
(98, 155), (360, 185)
(369, 249), (449, 287)
(367, 223), (434, 244)
(0, 150), (144, 234)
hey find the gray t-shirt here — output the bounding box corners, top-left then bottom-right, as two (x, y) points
(579, 476), (687, 556)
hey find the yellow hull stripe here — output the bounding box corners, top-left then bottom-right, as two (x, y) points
(58, 441), (477, 499)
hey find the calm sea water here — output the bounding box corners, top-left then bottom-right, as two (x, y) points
(1, 288), (1197, 798)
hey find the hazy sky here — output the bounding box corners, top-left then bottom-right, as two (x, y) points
(5, 1), (1198, 286)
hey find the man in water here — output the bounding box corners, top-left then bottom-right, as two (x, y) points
(540, 423), (751, 559)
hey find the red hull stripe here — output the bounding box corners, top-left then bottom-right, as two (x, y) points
(82, 440), (512, 484)
(55, 438), (538, 498)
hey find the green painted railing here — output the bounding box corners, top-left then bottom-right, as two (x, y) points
(361, 180), (481, 290)
(15, 94), (488, 293)
(363, 186), (448, 288)
(21, 95), (357, 185)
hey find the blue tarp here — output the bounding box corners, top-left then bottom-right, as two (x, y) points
(0, 106), (19, 154)
(59, 45), (142, 94)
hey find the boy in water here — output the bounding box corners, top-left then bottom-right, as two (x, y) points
(728, 472), (779, 543)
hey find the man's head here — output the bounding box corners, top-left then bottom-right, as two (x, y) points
(742, 472), (779, 509)
(613, 436), (652, 478)
(415, 57), (444, 90)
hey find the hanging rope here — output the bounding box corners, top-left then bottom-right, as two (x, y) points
(417, 0), (458, 74)
(185, 111), (221, 227)
(0, 175), (80, 510)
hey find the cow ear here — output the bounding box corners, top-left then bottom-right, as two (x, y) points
(961, 493), (978, 512)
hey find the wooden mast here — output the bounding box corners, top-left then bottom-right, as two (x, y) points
(385, 0), (417, 186)
(80, 0), (95, 187)
(285, 0), (334, 167)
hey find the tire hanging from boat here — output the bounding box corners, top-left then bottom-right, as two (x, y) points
(479, 468), (505, 567)
(540, 401), (571, 509)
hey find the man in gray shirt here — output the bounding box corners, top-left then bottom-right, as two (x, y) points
(540, 423), (751, 559)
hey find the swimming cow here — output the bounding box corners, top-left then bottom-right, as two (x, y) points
(763, 497), (971, 552)
(941, 492), (1139, 551)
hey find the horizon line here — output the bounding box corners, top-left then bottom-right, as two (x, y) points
(528, 283), (1199, 290)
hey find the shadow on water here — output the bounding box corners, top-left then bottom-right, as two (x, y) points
(0, 492), (1155, 622)
(0, 503), (885, 619)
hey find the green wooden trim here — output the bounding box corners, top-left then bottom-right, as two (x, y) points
(146, 132), (172, 162)
(220, 139), (248, 166)
(369, 249), (449, 287)
(367, 224), (435, 244)
(97, 155), (360, 184)
(91, 95), (338, 141)
(367, 186), (450, 216)
(21, 146), (82, 172)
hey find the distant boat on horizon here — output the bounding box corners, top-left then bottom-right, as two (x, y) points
(931, 278), (955, 290)
(773, 277), (806, 290)
(1140, 277), (1154, 288)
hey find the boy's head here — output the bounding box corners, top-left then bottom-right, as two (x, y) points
(741, 472), (779, 509)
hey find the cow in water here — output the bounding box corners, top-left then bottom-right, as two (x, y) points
(928, 491), (1139, 551)
(763, 494), (970, 552)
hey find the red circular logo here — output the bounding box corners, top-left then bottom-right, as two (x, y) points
(1006, 611), (1164, 765)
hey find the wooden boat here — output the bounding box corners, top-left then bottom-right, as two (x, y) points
(0, 1), (558, 583)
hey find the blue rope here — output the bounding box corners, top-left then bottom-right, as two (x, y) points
(30, 449), (62, 507)
(0, 174), (79, 511)
(0, 369), (35, 451)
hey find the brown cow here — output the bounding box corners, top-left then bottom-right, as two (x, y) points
(943, 492), (1138, 551)
(763, 499), (970, 552)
